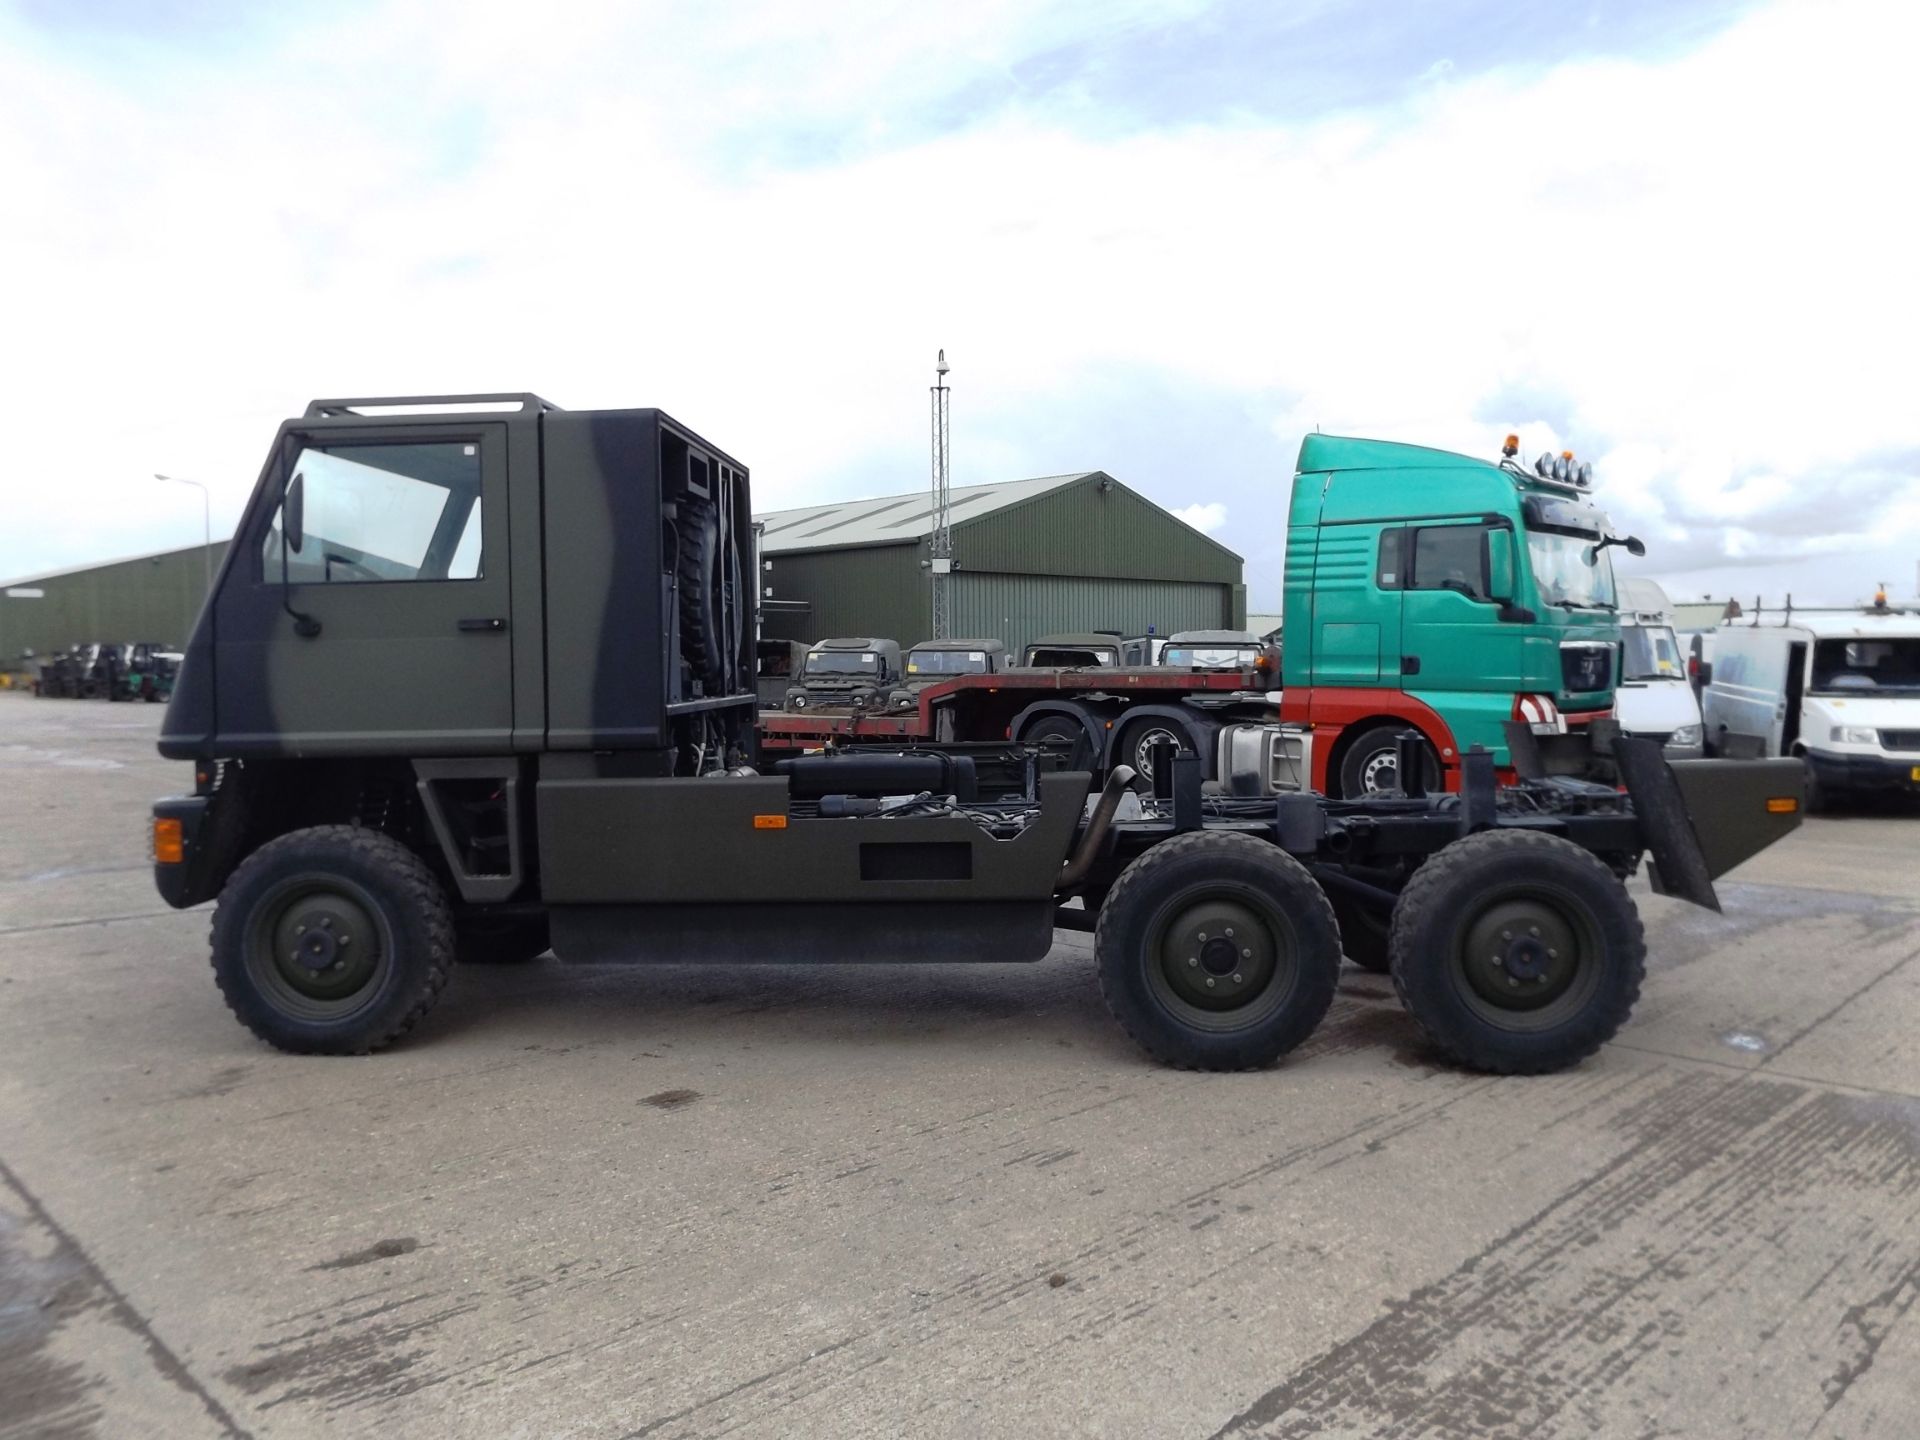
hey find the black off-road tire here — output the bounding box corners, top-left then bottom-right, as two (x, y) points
(1096, 831), (1341, 1070)
(211, 826), (455, 1054)
(1388, 830), (1645, 1075)
(1335, 723), (1439, 799)
(456, 914), (550, 965)
(1328, 889), (1392, 974)
(677, 498), (736, 691)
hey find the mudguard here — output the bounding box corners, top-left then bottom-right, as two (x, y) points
(1613, 737), (1805, 912)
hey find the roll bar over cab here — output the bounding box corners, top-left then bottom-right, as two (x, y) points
(1281, 435), (1641, 799)
(151, 395), (1807, 1076)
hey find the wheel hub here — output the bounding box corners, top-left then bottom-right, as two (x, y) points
(1461, 898), (1581, 1013)
(264, 890), (380, 1001)
(1160, 899), (1272, 1011)
(1359, 749), (1398, 795)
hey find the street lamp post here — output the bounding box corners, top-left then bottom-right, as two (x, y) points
(154, 474), (212, 597)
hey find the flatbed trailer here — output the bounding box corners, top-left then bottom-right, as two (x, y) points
(759, 663), (1282, 781)
(146, 393), (1809, 1077)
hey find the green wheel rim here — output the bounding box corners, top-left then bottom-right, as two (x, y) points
(1448, 883), (1603, 1032)
(243, 873), (393, 1021)
(1143, 884), (1301, 1033)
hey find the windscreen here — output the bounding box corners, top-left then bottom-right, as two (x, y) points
(805, 650), (880, 676)
(1527, 531), (1618, 609)
(907, 649), (990, 675)
(1026, 646), (1118, 667)
(1165, 645), (1260, 668)
(1810, 637), (1920, 695)
(1621, 625), (1684, 681)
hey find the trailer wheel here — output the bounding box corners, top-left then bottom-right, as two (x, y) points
(1328, 890), (1392, 974)
(1096, 831), (1339, 1069)
(211, 826), (455, 1054)
(1115, 715), (1199, 788)
(1020, 714), (1095, 769)
(1388, 830), (1645, 1074)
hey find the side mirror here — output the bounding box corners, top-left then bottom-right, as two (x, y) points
(1624, 536), (1646, 558)
(284, 471), (306, 554)
(1486, 527), (1516, 601)
(1697, 660), (1713, 687)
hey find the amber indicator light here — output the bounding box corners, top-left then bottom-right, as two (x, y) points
(1765, 797), (1799, 814)
(753, 814), (789, 830)
(152, 817), (185, 864)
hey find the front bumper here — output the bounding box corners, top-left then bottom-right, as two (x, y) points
(151, 794), (210, 908)
(1806, 749), (1920, 793)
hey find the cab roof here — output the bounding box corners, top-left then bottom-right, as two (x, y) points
(910, 638), (1005, 652)
(1296, 434), (1495, 475)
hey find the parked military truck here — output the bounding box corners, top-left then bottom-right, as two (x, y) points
(1283, 436), (1638, 797)
(782, 637), (904, 712)
(151, 394), (1804, 1075)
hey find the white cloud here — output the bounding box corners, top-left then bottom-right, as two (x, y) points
(0, 0), (1916, 610)
(1173, 502), (1227, 534)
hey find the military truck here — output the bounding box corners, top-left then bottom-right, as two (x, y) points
(754, 638), (809, 710)
(882, 638), (1007, 712)
(782, 636), (904, 712)
(150, 394), (1805, 1075)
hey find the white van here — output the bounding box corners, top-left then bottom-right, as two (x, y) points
(1702, 605), (1920, 805)
(1614, 579), (1704, 757)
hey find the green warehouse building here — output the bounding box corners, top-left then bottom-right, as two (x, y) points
(2, 542), (230, 668)
(758, 471), (1244, 653)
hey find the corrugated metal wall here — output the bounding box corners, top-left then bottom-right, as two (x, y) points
(761, 543), (931, 645)
(955, 475), (1241, 583)
(954, 573), (1239, 656)
(1, 543), (226, 661)
(759, 474), (1246, 652)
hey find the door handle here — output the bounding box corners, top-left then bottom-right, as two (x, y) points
(458, 617), (507, 633)
(1401, 655), (1421, 676)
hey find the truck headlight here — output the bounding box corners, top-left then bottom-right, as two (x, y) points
(1830, 725), (1877, 745)
(1666, 724), (1701, 748)
(790, 694), (807, 709)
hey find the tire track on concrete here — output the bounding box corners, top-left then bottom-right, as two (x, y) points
(1206, 1072), (1920, 1439)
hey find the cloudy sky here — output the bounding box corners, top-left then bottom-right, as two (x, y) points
(2, 0), (1916, 610)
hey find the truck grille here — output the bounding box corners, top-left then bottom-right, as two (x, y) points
(1882, 729), (1920, 752)
(1561, 645), (1614, 694)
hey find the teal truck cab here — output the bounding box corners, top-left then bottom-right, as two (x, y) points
(1282, 435), (1639, 797)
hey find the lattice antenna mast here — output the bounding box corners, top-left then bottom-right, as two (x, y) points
(929, 349), (953, 638)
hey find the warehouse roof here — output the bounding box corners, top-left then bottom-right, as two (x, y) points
(755, 473), (1097, 554)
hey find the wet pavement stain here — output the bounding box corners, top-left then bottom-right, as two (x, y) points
(642, 1089), (702, 1111)
(0, 1205), (104, 1439)
(311, 1238), (420, 1272)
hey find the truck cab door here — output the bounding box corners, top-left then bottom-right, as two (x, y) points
(1395, 520), (1524, 702)
(1301, 517), (1398, 686)
(213, 423), (514, 756)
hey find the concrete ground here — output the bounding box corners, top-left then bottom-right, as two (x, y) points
(2, 693), (1918, 1440)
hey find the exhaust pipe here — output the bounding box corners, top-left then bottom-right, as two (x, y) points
(1058, 765), (1138, 889)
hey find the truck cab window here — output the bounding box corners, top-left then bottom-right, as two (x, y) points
(261, 442), (483, 583)
(1409, 525), (1487, 600)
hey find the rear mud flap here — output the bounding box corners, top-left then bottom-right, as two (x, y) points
(1613, 738), (1806, 911)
